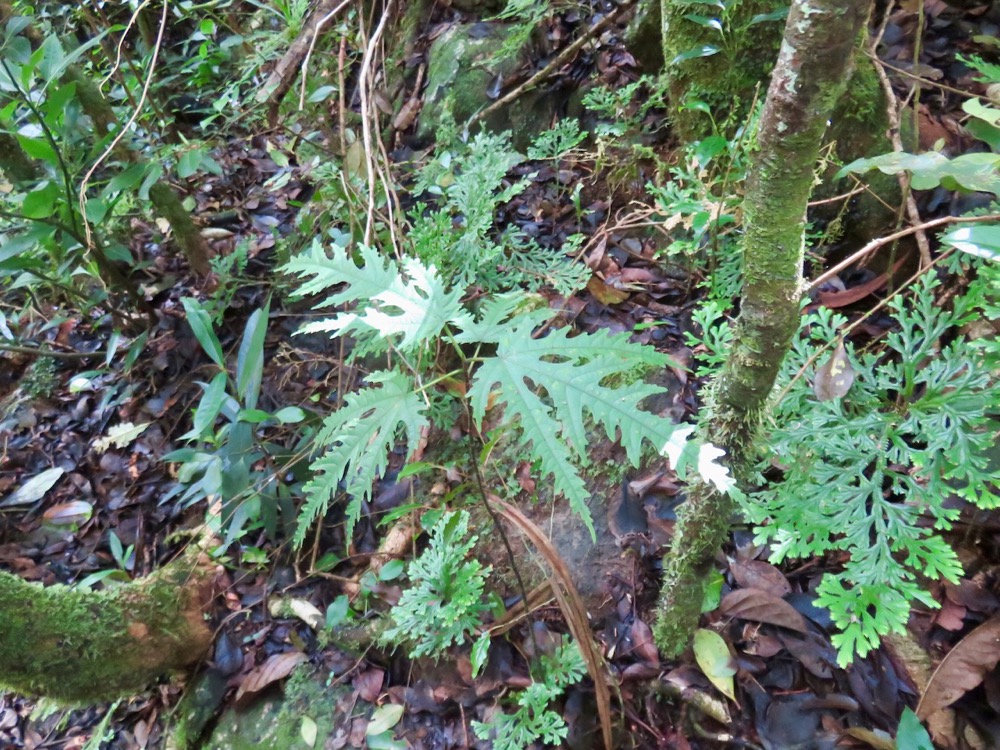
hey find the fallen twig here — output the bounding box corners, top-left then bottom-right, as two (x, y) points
(806, 212), (1000, 292)
(467, 1), (636, 129)
(869, 6), (932, 267)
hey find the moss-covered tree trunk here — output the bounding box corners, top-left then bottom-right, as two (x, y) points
(61, 67), (213, 276)
(0, 552), (215, 702)
(653, 0), (871, 657)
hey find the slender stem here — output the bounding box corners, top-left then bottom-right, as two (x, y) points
(0, 342), (102, 360)
(0, 59), (81, 236)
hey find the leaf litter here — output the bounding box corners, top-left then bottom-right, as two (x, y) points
(2, 0), (1000, 748)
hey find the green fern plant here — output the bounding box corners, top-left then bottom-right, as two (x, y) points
(408, 130), (590, 295)
(745, 273), (1000, 664)
(382, 510), (491, 659)
(282, 239), (732, 547)
(383, 507), (586, 749)
(472, 639), (587, 750)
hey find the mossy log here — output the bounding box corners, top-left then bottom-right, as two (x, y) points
(0, 552), (215, 703)
(148, 182), (212, 275)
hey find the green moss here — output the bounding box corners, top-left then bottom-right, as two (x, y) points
(0, 556), (213, 703)
(661, 0), (786, 141)
(815, 45), (900, 248)
(205, 666), (352, 750)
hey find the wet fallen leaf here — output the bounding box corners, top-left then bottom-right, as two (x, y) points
(354, 668), (385, 702)
(728, 558), (792, 598)
(945, 579), (999, 613)
(844, 726), (896, 750)
(587, 276), (630, 305)
(42, 500), (93, 527)
(93, 421), (151, 453)
(367, 703), (404, 736)
(934, 597), (966, 632)
(235, 651), (306, 702)
(288, 598), (324, 631)
(917, 615), (1000, 720)
(813, 341), (855, 400)
(693, 628), (736, 702)
(720, 589), (809, 633)
(1, 468), (65, 507)
(515, 461), (536, 494)
(627, 617), (660, 668)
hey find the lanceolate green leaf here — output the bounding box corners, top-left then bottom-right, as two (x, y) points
(294, 371), (428, 547)
(181, 297), (225, 367)
(237, 300), (270, 410)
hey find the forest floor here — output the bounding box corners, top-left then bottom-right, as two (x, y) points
(2, 1), (1000, 748)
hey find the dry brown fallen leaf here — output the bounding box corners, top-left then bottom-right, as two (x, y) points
(916, 615), (1000, 720)
(719, 589), (809, 634)
(234, 651), (306, 703)
(728, 558), (792, 599)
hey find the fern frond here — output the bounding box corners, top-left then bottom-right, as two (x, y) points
(504, 240), (593, 296)
(282, 240), (395, 309)
(294, 371), (428, 547)
(468, 317), (684, 535)
(282, 241), (464, 353)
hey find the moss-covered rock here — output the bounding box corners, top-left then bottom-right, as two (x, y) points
(203, 667), (354, 750)
(660, 0), (786, 141)
(416, 23), (558, 150)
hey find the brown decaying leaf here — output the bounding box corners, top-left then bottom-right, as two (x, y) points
(515, 461), (536, 494)
(626, 617), (660, 668)
(945, 579), (999, 613)
(719, 589), (809, 634)
(813, 340), (855, 401)
(817, 257), (907, 308)
(728, 558), (792, 599)
(235, 651), (306, 702)
(933, 597), (966, 632)
(917, 615), (1000, 720)
(354, 668), (385, 703)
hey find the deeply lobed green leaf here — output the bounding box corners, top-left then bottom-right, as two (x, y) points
(294, 371), (428, 546)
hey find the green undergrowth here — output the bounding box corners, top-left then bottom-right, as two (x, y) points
(282, 240), (733, 546)
(693, 256), (1000, 664)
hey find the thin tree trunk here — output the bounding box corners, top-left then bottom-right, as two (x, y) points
(653, 0), (871, 657)
(0, 551), (215, 703)
(62, 67), (213, 276)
